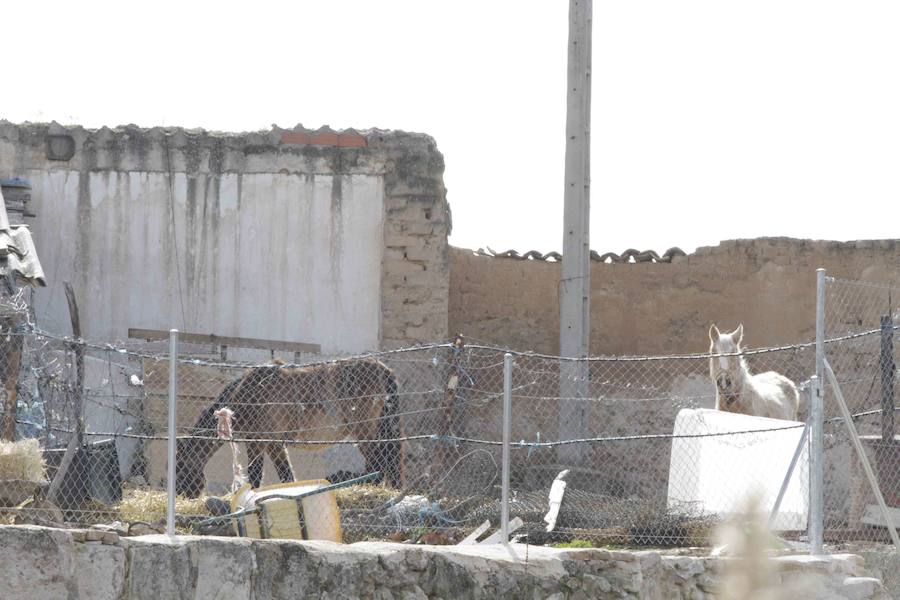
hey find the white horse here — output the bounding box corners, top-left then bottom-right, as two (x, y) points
(708, 324), (799, 421)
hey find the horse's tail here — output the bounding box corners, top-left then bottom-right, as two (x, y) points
(374, 367), (403, 488)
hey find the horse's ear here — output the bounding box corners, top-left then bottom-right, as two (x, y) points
(733, 324), (744, 344)
(709, 324), (721, 342)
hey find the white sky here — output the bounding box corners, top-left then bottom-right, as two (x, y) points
(3, 1), (899, 254)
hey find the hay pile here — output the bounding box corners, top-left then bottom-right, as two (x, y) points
(117, 489), (211, 523)
(335, 484), (398, 510)
(0, 438), (45, 482)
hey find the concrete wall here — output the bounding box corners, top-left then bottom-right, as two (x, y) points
(450, 238), (900, 355)
(0, 122), (450, 354)
(0, 526), (889, 600)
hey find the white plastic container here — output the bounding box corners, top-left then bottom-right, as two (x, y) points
(666, 408), (808, 532)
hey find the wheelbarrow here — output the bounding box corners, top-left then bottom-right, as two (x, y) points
(193, 471), (381, 542)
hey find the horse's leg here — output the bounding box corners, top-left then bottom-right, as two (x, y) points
(358, 438), (402, 488)
(266, 444), (295, 483)
(247, 442), (264, 489)
(358, 442), (384, 484)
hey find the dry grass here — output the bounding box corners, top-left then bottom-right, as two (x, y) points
(117, 489), (211, 523)
(0, 439), (45, 482)
(335, 484), (398, 510)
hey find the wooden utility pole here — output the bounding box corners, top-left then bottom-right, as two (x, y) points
(559, 0), (592, 464)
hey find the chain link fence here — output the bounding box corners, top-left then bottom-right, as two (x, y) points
(0, 328), (813, 547)
(0, 271), (895, 552)
(821, 277), (900, 546)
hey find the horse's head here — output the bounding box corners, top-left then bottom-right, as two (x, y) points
(709, 324), (744, 406)
(173, 376), (246, 498)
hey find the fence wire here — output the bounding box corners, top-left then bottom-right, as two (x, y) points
(0, 287), (892, 550)
(822, 277), (900, 546)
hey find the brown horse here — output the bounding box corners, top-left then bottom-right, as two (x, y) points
(175, 358), (402, 498)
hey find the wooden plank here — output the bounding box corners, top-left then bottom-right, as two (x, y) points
(457, 520), (491, 546)
(128, 328), (321, 355)
(861, 504), (900, 528)
(480, 517), (524, 544)
(64, 282), (85, 443)
(49, 282), (85, 505)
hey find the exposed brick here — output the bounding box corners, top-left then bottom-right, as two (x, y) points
(384, 259), (426, 274)
(280, 130), (367, 148)
(386, 205), (424, 219)
(385, 235), (427, 248)
(311, 131), (339, 145)
(402, 223), (435, 235)
(399, 288), (434, 304)
(383, 272), (442, 288)
(384, 199), (409, 213)
(280, 131), (312, 145)
(337, 133), (367, 148)
(379, 131), (449, 349)
(405, 246), (438, 262)
(385, 179), (445, 197)
(383, 248), (407, 261)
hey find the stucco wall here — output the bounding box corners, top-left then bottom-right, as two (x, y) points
(449, 238), (900, 355)
(0, 122), (450, 354)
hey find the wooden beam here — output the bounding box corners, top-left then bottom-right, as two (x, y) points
(49, 282), (85, 506)
(64, 282), (85, 443)
(128, 328), (321, 355)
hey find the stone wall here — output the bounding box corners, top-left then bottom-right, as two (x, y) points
(0, 121), (450, 353)
(449, 238), (900, 355)
(0, 525), (889, 599)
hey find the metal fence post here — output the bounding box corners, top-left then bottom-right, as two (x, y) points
(501, 352), (513, 543)
(809, 268), (826, 554)
(825, 359), (900, 549)
(809, 375), (824, 554)
(167, 329), (179, 538)
(881, 315), (894, 442)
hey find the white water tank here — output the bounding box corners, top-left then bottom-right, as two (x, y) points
(666, 408), (808, 532)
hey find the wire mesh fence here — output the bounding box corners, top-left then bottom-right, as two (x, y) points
(821, 277), (900, 546)
(0, 272), (895, 551)
(0, 326), (813, 548)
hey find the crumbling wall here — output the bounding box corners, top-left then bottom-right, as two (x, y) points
(0, 122), (449, 354)
(450, 238), (900, 355)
